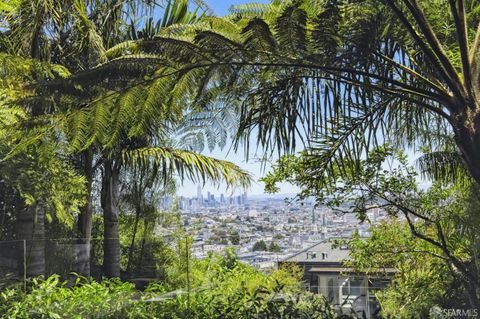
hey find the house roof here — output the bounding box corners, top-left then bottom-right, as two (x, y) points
(307, 267), (396, 274)
(281, 239), (350, 263)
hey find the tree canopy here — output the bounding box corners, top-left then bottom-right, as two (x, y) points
(2, 0), (480, 314)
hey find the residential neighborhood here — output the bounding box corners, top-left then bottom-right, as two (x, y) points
(174, 189), (388, 270)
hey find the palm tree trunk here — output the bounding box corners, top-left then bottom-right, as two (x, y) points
(16, 198), (45, 277)
(126, 204), (141, 275)
(101, 159), (121, 278)
(76, 149), (94, 277)
(453, 112), (480, 184)
(138, 220), (149, 273)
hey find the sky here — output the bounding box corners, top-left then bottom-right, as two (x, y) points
(176, 0), (300, 197)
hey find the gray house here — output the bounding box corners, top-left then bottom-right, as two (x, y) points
(279, 239), (394, 318)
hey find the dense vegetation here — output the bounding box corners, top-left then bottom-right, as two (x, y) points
(2, 0), (480, 317)
(0, 0), (250, 279)
(0, 252), (335, 319)
(0, 0), (335, 317)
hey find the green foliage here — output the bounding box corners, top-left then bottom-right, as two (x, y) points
(346, 218), (475, 318)
(229, 230), (240, 245)
(66, 0), (480, 194)
(123, 147), (251, 189)
(148, 285), (334, 319)
(4, 0), (480, 314)
(310, 147), (480, 314)
(263, 144), (480, 311)
(253, 240), (268, 251)
(111, 0), (461, 162)
(268, 242), (281, 252)
(0, 275), (144, 319)
(1, 0), (252, 282)
(0, 103), (86, 229)
(144, 251), (334, 319)
(0, 0), (20, 15)
(0, 253), (336, 319)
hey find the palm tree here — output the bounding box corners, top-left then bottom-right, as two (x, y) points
(1, 0), (229, 278)
(0, 0), (137, 278)
(74, 0), (480, 303)
(1, 0), (222, 275)
(7, 0), (251, 278)
(172, 0), (480, 306)
(72, 1), (249, 279)
(0, 51), (89, 277)
(87, 0), (480, 184)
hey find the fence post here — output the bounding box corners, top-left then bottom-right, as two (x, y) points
(186, 236), (190, 317)
(23, 239), (26, 291)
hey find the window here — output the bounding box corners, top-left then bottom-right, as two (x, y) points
(350, 278), (363, 297)
(327, 278), (335, 302)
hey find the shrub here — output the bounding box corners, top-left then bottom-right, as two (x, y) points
(0, 275), (146, 319)
(0, 252), (337, 319)
(143, 252), (336, 318)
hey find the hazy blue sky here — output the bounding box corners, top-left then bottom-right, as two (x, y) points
(176, 0), (300, 197)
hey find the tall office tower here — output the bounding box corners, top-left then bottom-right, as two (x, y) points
(197, 185), (203, 206)
(207, 191), (211, 206)
(373, 207), (379, 223)
(220, 194), (225, 205)
(163, 196), (172, 209)
(242, 192), (247, 204)
(178, 196), (185, 210)
(320, 212), (327, 226)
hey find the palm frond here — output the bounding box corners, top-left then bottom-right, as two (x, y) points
(416, 151), (470, 185)
(122, 147), (252, 188)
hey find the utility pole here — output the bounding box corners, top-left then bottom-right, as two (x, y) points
(23, 239), (26, 291)
(185, 236), (190, 318)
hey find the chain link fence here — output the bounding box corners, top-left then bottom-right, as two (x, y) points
(0, 240), (25, 289)
(0, 239), (99, 288)
(0, 236), (188, 289)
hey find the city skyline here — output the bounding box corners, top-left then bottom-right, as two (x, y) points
(178, 186), (249, 210)
(176, 145), (301, 196)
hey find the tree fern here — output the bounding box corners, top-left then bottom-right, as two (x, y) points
(274, 2), (308, 57)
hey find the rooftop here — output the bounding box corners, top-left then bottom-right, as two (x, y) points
(282, 239), (350, 263)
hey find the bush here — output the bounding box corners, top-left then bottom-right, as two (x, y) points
(0, 252), (337, 319)
(0, 275), (146, 319)
(144, 252), (336, 318)
(147, 285), (335, 319)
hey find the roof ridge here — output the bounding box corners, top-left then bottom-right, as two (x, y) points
(280, 236), (348, 262)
